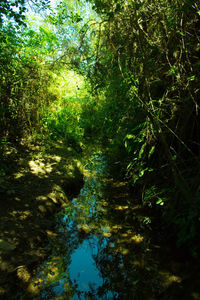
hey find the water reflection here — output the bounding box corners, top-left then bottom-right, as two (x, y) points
(31, 151), (157, 299)
(69, 237), (103, 292)
(69, 236), (117, 299)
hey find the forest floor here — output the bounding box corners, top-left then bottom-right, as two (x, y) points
(0, 139), (200, 299)
(0, 138), (84, 299)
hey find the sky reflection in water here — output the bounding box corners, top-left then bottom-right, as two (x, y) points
(37, 153), (118, 299)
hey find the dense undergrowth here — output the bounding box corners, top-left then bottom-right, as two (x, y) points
(87, 0), (200, 257)
(1, 0), (200, 259)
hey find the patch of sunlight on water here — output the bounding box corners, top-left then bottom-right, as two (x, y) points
(28, 150), (182, 300)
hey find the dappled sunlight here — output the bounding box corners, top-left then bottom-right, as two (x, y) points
(1, 148), (197, 299)
(118, 231), (144, 243)
(112, 181), (128, 188)
(130, 234), (144, 244)
(27, 280), (41, 295)
(17, 266), (31, 283)
(0, 141), (84, 298)
(28, 159), (51, 176)
(159, 271), (182, 287)
(28, 154), (62, 177)
(114, 205), (129, 210)
(27, 151), (162, 299)
(78, 224), (91, 234)
(101, 199), (108, 206)
(9, 210), (31, 221)
(1, 0), (199, 297)
(102, 231), (111, 238)
(14, 172), (24, 179)
(114, 247), (130, 255)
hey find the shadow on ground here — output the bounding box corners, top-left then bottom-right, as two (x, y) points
(0, 139), (84, 298)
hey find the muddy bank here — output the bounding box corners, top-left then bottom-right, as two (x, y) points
(0, 139), (84, 299)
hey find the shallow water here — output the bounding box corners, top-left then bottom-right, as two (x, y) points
(29, 151), (184, 299)
(31, 152), (117, 298)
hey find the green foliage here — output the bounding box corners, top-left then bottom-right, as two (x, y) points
(142, 185), (170, 208)
(1, 0), (200, 259)
(124, 121), (154, 185)
(42, 98), (84, 145)
(37, 67), (91, 148)
(0, 0), (26, 26)
(0, 0), (50, 26)
(0, 19), (59, 142)
(86, 0), (200, 256)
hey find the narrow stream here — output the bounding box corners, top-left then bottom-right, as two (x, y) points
(28, 150), (182, 299)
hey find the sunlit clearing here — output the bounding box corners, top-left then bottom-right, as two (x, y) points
(49, 69), (87, 101)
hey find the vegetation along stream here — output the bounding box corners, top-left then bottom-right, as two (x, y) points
(1, 0), (200, 298)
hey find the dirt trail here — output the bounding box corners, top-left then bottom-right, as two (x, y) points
(0, 139), (84, 298)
